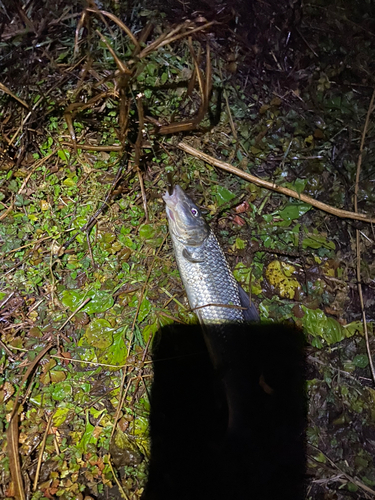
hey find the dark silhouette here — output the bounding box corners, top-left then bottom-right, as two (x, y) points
(143, 323), (306, 500)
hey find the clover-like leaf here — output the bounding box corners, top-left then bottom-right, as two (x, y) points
(61, 289), (114, 314)
(85, 318), (114, 349)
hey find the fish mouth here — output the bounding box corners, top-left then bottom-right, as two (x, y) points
(163, 185), (181, 222)
(162, 185), (179, 206)
(165, 205), (175, 222)
(163, 186), (180, 228)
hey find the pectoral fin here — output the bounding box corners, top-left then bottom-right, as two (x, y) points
(238, 284), (259, 322)
(182, 248), (205, 263)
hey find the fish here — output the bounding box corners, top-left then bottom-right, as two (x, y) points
(163, 185), (261, 440)
(163, 185), (259, 327)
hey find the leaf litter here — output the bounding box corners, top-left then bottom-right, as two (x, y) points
(0, 0), (375, 498)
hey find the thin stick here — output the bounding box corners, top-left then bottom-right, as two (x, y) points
(0, 82), (29, 109)
(130, 234), (168, 337)
(0, 197), (14, 221)
(110, 374), (135, 441)
(308, 443), (375, 497)
(17, 150), (57, 195)
(86, 8), (140, 52)
(58, 297), (91, 331)
(354, 88), (375, 385)
(86, 230), (96, 268)
(0, 340), (16, 361)
(108, 454), (129, 500)
(134, 96), (148, 221)
(62, 143), (122, 151)
(63, 154), (127, 249)
(95, 30), (130, 74)
(177, 141), (375, 223)
(33, 413), (54, 491)
(141, 21), (215, 57)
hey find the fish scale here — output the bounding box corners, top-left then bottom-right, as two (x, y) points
(171, 230), (245, 324)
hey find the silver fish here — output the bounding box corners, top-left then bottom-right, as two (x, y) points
(163, 185), (259, 326)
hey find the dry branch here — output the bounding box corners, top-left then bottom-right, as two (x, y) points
(177, 141), (375, 224)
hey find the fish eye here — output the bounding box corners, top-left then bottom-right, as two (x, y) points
(191, 207), (199, 217)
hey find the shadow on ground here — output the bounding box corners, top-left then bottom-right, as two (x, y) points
(143, 323), (306, 500)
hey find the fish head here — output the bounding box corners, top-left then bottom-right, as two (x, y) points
(163, 185), (210, 246)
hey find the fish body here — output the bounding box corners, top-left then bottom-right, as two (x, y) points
(163, 185), (259, 325)
(163, 185), (260, 438)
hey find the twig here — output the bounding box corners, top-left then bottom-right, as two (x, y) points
(130, 234), (168, 340)
(110, 373), (136, 442)
(0, 340), (16, 361)
(107, 454), (129, 500)
(33, 413), (54, 491)
(134, 96), (148, 221)
(218, 65), (237, 140)
(0, 197), (14, 221)
(354, 88), (375, 385)
(160, 287), (187, 310)
(86, 230), (96, 268)
(86, 8), (140, 52)
(159, 38), (211, 134)
(17, 150), (57, 195)
(308, 443), (375, 497)
(58, 297), (91, 331)
(0, 82), (29, 109)
(62, 143), (122, 151)
(7, 344), (54, 500)
(7, 413), (25, 500)
(63, 153), (127, 249)
(9, 344), (54, 421)
(177, 141), (375, 223)
(0, 291), (15, 308)
(95, 30), (131, 74)
(146, 21), (215, 55)
(138, 21), (215, 59)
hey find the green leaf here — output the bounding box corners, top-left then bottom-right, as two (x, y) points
(53, 407), (71, 427)
(61, 289), (114, 314)
(353, 354), (369, 369)
(302, 233), (335, 250)
(85, 319), (114, 349)
(0, 292), (7, 302)
(279, 203), (311, 222)
(233, 262), (252, 285)
(146, 62), (157, 76)
(78, 412), (97, 452)
(301, 306), (346, 345)
(343, 321), (363, 337)
(63, 177), (76, 187)
(213, 185), (236, 206)
(236, 150), (243, 161)
(294, 178), (307, 195)
(347, 483), (358, 493)
(326, 317), (346, 344)
(235, 238), (246, 250)
(138, 297), (152, 323)
(50, 370), (67, 383)
(98, 328), (127, 369)
(58, 149), (70, 161)
(51, 381), (72, 401)
(142, 320), (160, 342)
(284, 179), (307, 195)
(139, 224), (156, 240)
